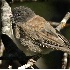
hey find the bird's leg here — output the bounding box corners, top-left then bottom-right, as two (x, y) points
(56, 12), (70, 31)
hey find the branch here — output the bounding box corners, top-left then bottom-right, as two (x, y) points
(62, 53), (68, 69)
(18, 59), (36, 69)
(1, 0), (13, 38)
(56, 12), (70, 31)
(49, 21), (70, 27)
(0, 0), (13, 65)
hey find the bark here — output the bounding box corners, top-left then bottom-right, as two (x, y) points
(56, 12), (70, 31)
(0, 1), (1, 65)
(49, 21), (70, 27)
(0, 0), (13, 65)
(1, 0), (13, 37)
